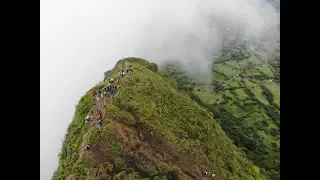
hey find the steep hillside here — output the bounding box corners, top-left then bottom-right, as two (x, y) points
(52, 57), (264, 180)
(160, 42), (280, 179)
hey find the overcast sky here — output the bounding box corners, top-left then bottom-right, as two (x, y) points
(40, 0), (279, 179)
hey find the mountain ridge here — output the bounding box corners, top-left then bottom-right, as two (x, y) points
(52, 57), (266, 180)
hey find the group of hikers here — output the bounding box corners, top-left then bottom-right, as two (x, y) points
(84, 64), (134, 150)
(82, 63), (217, 178)
(119, 65), (133, 78)
(204, 171), (216, 178)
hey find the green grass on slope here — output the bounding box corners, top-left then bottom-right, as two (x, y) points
(214, 63), (239, 77)
(111, 60), (264, 180)
(164, 57), (280, 179)
(189, 79), (279, 179)
(256, 65), (274, 78)
(242, 67), (262, 77)
(223, 80), (241, 89)
(52, 93), (93, 179)
(192, 85), (224, 104)
(52, 58), (266, 180)
(263, 82), (280, 106)
(241, 79), (270, 105)
(212, 71), (227, 82)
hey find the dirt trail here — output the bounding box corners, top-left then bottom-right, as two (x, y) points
(137, 146), (161, 164)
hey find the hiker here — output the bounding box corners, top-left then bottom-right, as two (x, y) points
(85, 145), (90, 150)
(97, 120), (102, 130)
(86, 116), (93, 122)
(97, 109), (102, 118)
(92, 91), (96, 100)
(129, 65), (133, 74)
(104, 98), (107, 107)
(85, 115), (90, 123)
(150, 131), (154, 136)
(98, 110), (102, 117)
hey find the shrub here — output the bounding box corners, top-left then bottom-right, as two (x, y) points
(147, 62), (159, 72)
(86, 130), (99, 146)
(114, 158), (127, 170)
(146, 165), (158, 177)
(105, 104), (136, 125)
(157, 162), (170, 175)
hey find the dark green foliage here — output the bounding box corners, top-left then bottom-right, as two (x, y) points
(115, 158), (127, 170)
(160, 65), (195, 91)
(212, 81), (224, 91)
(157, 162), (169, 175)
(147, 62), (159, 72)
(269, 128), (279, 137)
(244, 88), (255, 98)
(260, 85), (274, 105)
(263, 105), (280, 127)
(187, 91), (206, 107)
(105, 104), (136, 125)
(167, 166), (184, 180)
(87, 130), (99, 146)
(145, 165), (159, 177)
(208, 105), (265, 151)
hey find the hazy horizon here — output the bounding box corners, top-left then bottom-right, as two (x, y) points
(41, 0), (279, 179)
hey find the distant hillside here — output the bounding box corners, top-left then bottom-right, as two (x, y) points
(161, 41), (280, 179)
(52, 57), (265, 180)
